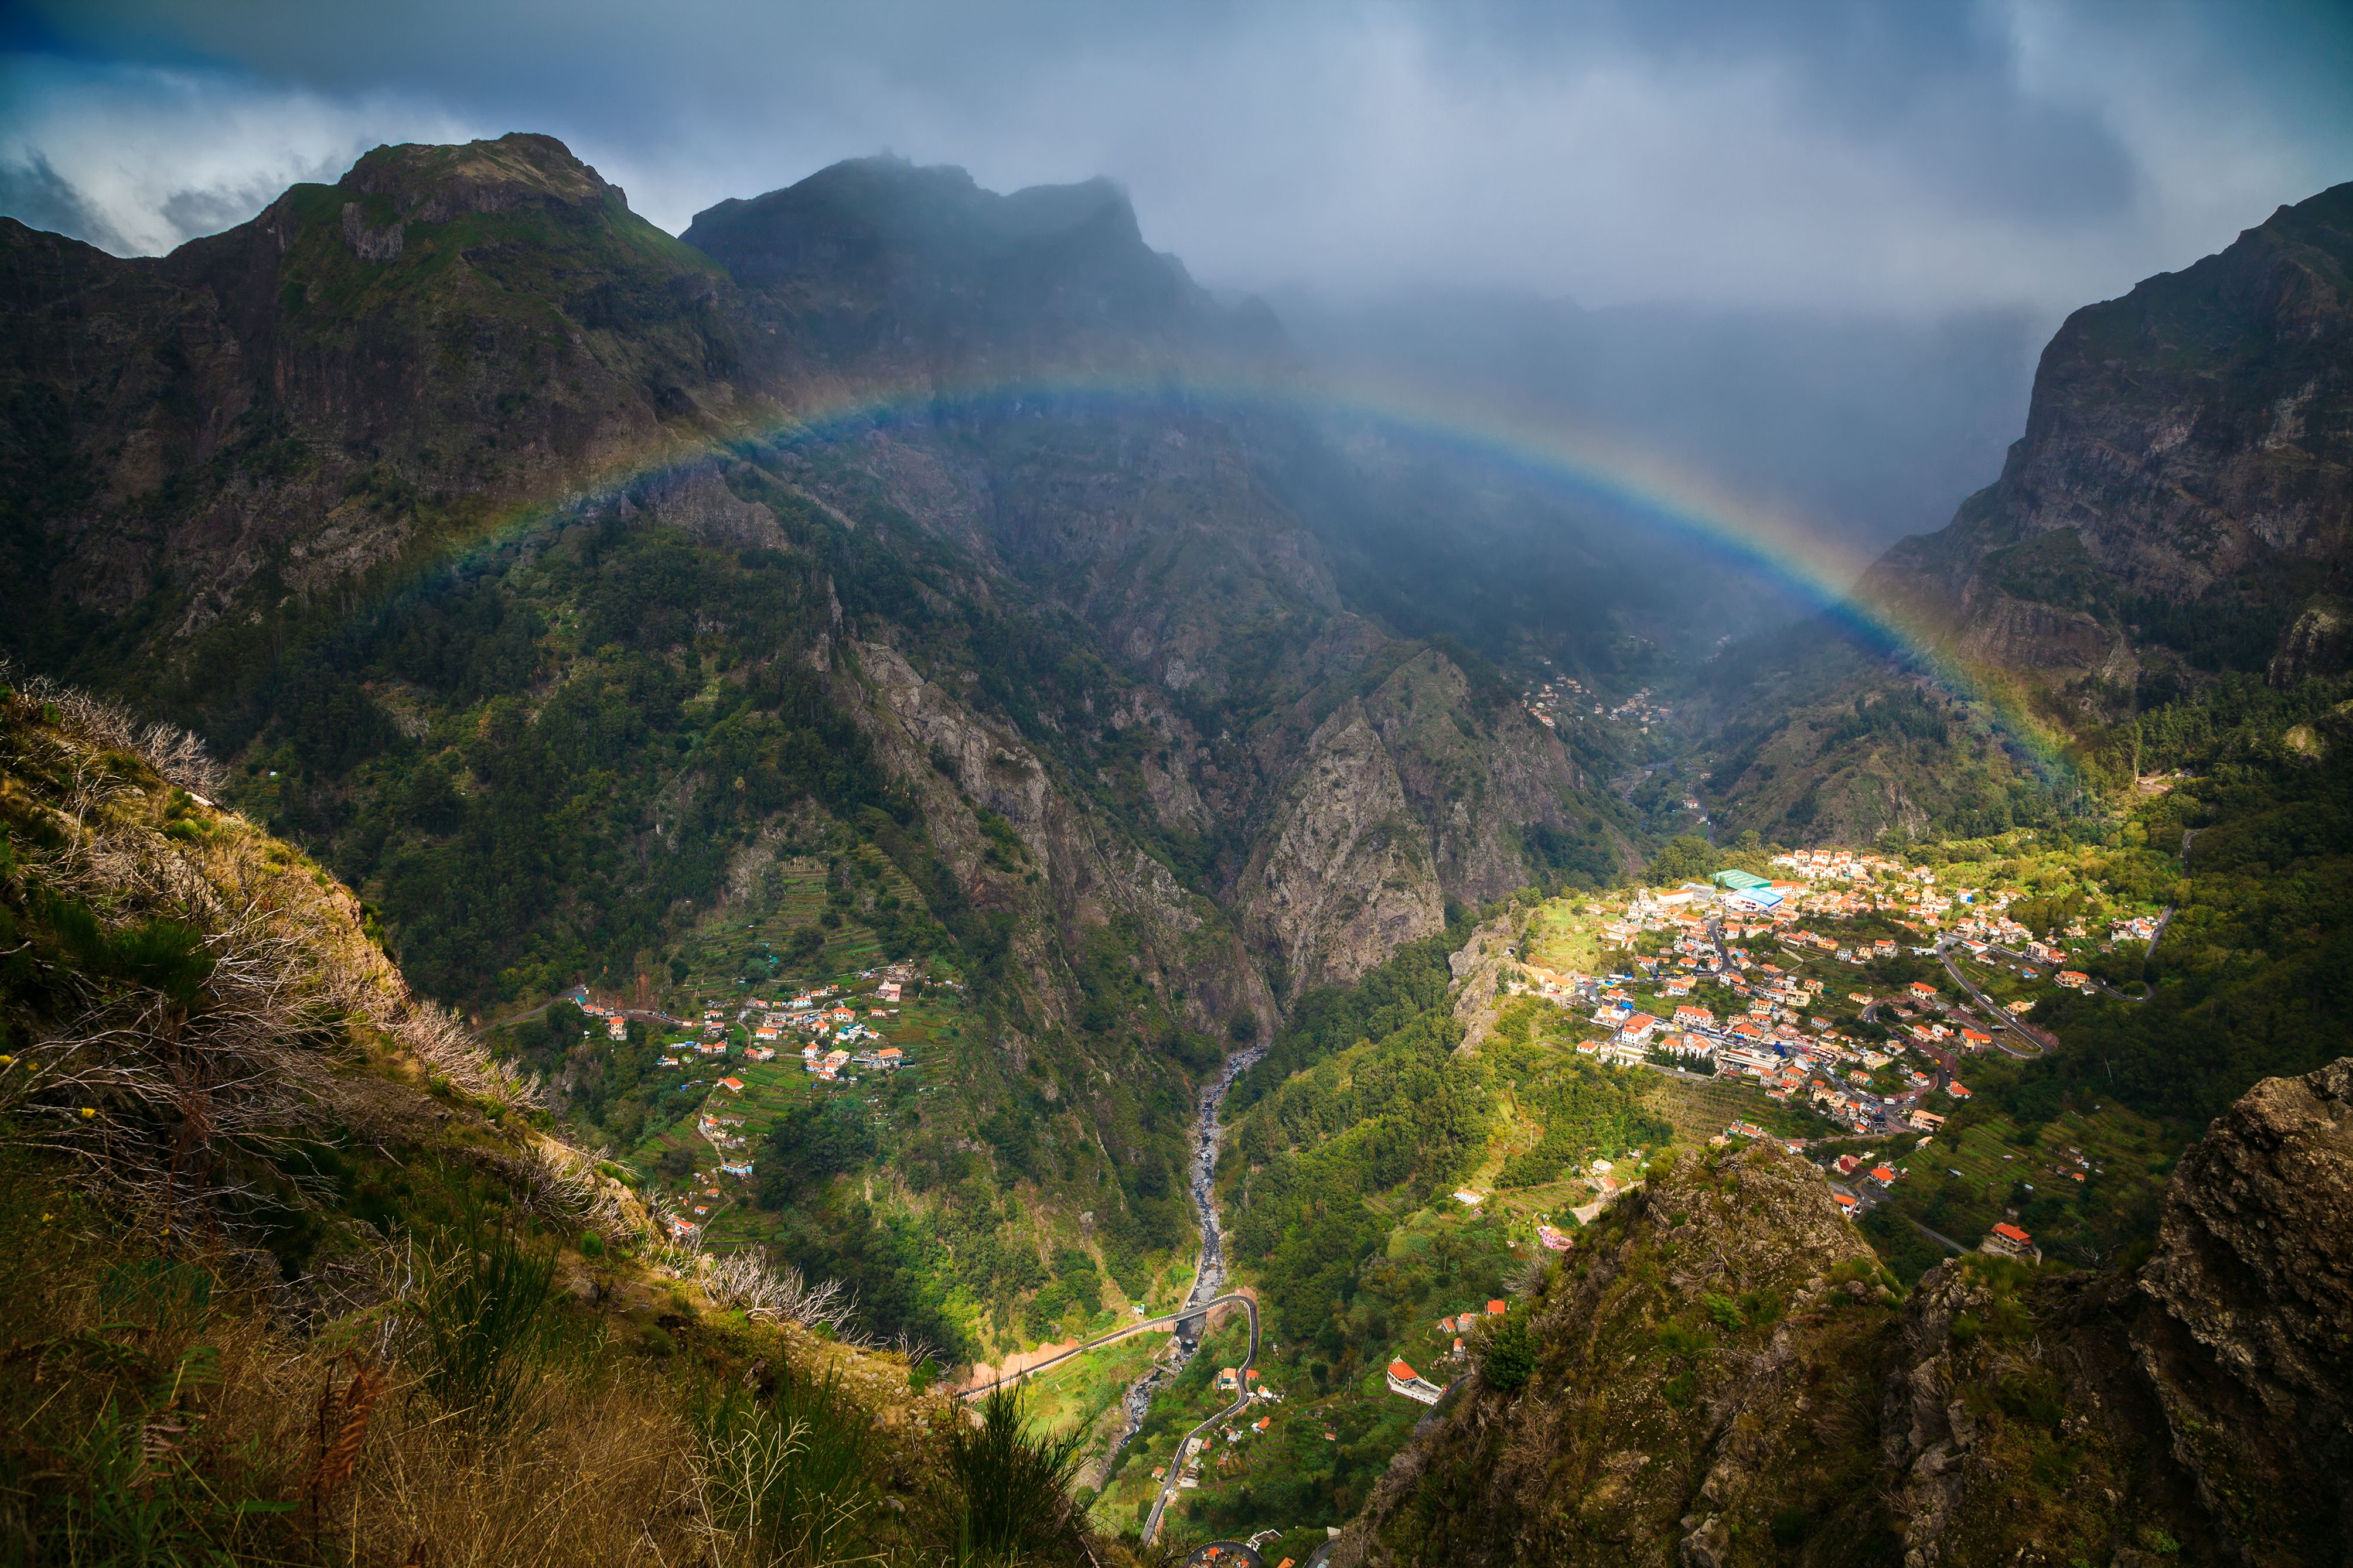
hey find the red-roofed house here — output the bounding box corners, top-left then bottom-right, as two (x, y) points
(1983, 1222), (2039, 1261)
(1386, 1359), (1443, 1405)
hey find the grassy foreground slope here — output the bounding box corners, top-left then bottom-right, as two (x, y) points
(0, 669), (1114, 1567)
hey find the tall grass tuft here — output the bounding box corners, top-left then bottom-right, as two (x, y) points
(412, 1207), (558, 1436)
(944, 1386), (1087, 1564)
(693, 1364), (878, 1566)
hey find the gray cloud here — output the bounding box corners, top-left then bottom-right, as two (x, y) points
(2, 0), (2347, 315)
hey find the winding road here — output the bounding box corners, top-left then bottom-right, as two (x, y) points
(957, 1046), (1267, 1546)
(1932, 937), (2053, 1058)
(1141, 1293), (1261, 1547)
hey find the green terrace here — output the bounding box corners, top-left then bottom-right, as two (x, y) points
(1863, 1103), (2183, 1281)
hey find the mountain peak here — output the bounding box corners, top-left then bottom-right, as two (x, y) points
(680, 154), (1261, 374)
(338, 132), (622, 223)
(681, 155), (1148, 289)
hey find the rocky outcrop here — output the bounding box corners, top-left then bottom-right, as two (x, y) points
(1346, 1059), (2353, 1567)
(1861, 180), (2353, 691)
(1339, 1142), (1905, 1568)
(1238, 701), (1444, 996)
(2128, 1057), (2352, 1560)
(1447, 912), (1519, 1053)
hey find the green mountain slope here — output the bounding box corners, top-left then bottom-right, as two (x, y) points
(1, 135), (1643, 1378)
(0, 669), (1133, 1567)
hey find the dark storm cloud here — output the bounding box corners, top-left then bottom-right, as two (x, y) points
(2, 0), (2348, 314)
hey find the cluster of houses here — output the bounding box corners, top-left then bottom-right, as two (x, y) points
(1520, 949), (1922, 1132)
(1520, 672), (1671, 736)
(649, 964), (927, 1082)
(1507, 843), (2156, 1130)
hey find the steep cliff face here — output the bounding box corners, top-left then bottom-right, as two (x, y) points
(1344, 1058), (2353, 1568)
(1693, 183), (2353, 843)
(843, 638), (1274, 1041)
(1865, 180), (2353, 691)
(1236, 649), (1584, 995)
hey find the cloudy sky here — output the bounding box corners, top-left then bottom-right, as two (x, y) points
(4, 0), (2348, 316)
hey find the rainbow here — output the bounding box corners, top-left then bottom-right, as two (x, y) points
(405, 360), (2073, 775)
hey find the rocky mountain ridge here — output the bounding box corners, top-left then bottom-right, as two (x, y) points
(1864, 179), (2353, 701)
(1693, 182), (2353, 846)
(0, 133), (1609, 1153)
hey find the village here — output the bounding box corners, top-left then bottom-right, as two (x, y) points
(563, 956), (942, 1245)
(1521, 668), (1673, 736)
(1498, 834), (2165, 1265)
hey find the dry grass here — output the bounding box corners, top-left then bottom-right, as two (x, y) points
(343, 1355), (702, 1567)
(1, 671), (1107, 1567)
(0, 1203), (708, 1566)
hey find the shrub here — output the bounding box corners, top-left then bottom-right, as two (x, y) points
(944, 1386), (1087, 1559)
(693, 1367), (877, 1566)
(1480, 1316), (1537, 1393)
(414, 1210), (558, 1435)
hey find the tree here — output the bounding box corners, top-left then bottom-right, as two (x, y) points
(1480, 1314), (1536, 1392)
(1649, 834), (1715, 886)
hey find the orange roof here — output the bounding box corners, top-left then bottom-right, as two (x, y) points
(1992, 1222), (2033, 1244)
(1868, 1166), (1897, 1182)
(1486, 1299), (1506, 1314)
(1389, 1359), (1418, 1381)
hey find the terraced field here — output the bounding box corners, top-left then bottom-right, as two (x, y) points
(1881, 1102), (2182, 1267)
(669, 853), (933, 1004)
(1525, 899), (1605, 975)
(1638, 1071), (1816, 1144)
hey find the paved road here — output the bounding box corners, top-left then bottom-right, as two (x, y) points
(1933, 939), (2051, 1058)
(957, 1292), (1259, 1402)
(1142, 1293), (1261, 1547)
(1909, 1218), (1972, 1256)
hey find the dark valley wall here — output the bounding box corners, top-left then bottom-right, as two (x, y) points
(1866, 180), (2353, 699)
(0, 132), (1608, 1051)
(1698, 181), (2353, 846)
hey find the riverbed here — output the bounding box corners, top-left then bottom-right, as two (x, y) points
(1098, 1044), (1264, 1470)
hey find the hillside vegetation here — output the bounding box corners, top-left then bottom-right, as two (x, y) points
(0, 670), (1115, 1566)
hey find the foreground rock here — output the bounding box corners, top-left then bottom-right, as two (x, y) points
(1337, 1058), (2353, 1567)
